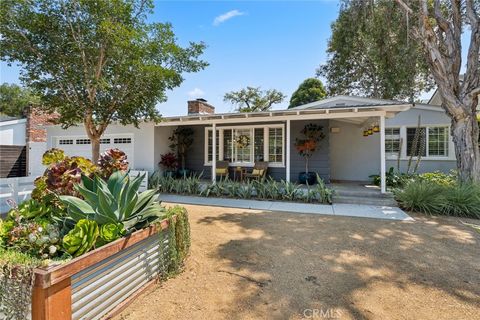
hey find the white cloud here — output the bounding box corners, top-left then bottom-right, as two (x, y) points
(188, 87), (205, 98)
(213, 10), (245, 26)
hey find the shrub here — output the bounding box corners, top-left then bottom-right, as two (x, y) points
(417, 170), (457, 186)
(369, 167), (402, 188)
(442, 183), (480, 218)
(394, 181), (446, 214)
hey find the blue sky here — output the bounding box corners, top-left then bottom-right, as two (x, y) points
(0, 0), (341, 116)
(0, 0), (469, 116)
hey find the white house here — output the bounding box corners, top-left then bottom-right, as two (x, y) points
(44, 94), (458, 193)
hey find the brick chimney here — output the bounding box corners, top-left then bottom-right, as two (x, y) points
(26, 107), (59, 143)
(187, 98), (215, 115)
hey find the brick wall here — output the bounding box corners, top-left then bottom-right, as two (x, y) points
(26, 107), (59, 143)
(187, 99), (215, 115)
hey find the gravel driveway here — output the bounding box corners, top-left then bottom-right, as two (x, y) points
(116, 204), (480, 320)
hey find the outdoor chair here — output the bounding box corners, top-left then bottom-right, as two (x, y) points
(244, 161), (269, 180)
(215, 161), (230, 180)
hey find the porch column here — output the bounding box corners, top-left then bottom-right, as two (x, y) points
(286, 119), (291, 182)
(212, 123), (216, 183)
(380, 115), (386, 193)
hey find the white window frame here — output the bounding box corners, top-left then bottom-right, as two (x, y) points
(385, 125), (453, 160)
(204, 124), (285, 167)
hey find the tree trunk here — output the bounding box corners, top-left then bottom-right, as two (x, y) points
(91, 135), (101, 164)
(450, 111), (480, 182)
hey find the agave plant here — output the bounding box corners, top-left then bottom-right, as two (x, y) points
(59, 171), (165, 232)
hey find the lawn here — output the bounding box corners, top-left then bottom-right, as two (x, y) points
(115, 204), (480, 320)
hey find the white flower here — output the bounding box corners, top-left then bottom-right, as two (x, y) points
(28, 233), (37, 243)
(49, 245), (57, 255)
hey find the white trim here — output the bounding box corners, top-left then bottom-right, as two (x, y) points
(0, 118), (27, 126)
(204, 124), (285, 167)
(380, 115), (386, 194)
(286, 119), (291, 182)
(212, 123), (216, 182)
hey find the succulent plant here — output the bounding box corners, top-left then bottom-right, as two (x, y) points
(11, 199), (52, 220)
(62, 219), (99, 257)
(59, 171), (165, 232)
(42, 148), (66, 166)
(98, 148), (129, 179)
(98, 223), (125, 244)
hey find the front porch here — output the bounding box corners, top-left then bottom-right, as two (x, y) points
(155, 101), (412, 194)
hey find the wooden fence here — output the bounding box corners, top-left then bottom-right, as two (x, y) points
(0, 145), (27, 178)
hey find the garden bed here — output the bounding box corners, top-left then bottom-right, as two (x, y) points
(31, 218), (172, 320)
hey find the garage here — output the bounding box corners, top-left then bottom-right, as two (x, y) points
(52, 134), (134, 167)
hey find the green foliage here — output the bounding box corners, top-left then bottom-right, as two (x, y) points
(317, 0), (433, 99)
(161, 206), (190, 276)
(32, 149), (98, 201)
(394, 181), (480, 219)
(417, 171), (457, 186)
(0, 82), (38, 117)
(60, 171), (165, 232)
(224, 86), (286, 112)
(62, 219), (99, 257)
(1, 212), (61, 259)
(0, 0), (207, 160)
(288, 78), (327, 108)
(12, 199), (53, 220)
(97, 148), (129, 179)
(41, 148), (66, 166)
(150, 171), (334, 204)
(98, 223), (125, 244)
(169, 127), (194, 171)
(370, 167), (403, 188)
(0, 248), (42, 320)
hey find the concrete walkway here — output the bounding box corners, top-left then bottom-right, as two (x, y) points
(160, 194), (413, 221)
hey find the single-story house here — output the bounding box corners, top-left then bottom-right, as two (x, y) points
(44, 94), (457, 193)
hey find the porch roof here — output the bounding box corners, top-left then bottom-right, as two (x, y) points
(157, 101), (412, 127)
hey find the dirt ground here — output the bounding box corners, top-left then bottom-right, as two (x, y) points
(115, 204), (480, 320)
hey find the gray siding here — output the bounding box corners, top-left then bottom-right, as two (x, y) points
(289, 119), (330, 183)
(386, 159), (456, 174)
(181, 120), (330, 182)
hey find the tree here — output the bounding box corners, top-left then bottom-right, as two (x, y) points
(0, 83), (38, 117)
(288, 78), (327, 108)
(0, 0), (207, 162)
(393, 0), (480, 182)
(224, 87), (286, 112)
(318, 0), (434, 100)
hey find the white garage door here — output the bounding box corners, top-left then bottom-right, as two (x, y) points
(53, 134), (134, 167)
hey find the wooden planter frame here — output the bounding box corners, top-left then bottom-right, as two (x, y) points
(31, 218), (171, 320)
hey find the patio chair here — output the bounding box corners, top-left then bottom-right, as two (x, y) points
(244, 161), (269, 180)
(215, 161), (229, 180)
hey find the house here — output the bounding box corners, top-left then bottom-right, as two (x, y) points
(44, 94), (456, 193)
(0, 108), (55, 178)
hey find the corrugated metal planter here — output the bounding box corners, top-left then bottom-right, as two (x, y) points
(31, 218), (173, 320)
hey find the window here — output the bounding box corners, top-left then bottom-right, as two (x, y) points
(58, 139), (73, 145)
(428, 127), (449, 156)
(114, 137), (131, 144)
(76, 139), (91, 145)
(406, 127), (426, 157)
(385, 128), (400, 155)
(205, 125), (284, 166)
(100, 138), (110, 144)
(268, 128), (283, 163)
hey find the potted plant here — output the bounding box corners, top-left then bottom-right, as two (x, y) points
(169, 127), (194, 177)
(159, 152), (178, 177)
(294, 123), (325, 185)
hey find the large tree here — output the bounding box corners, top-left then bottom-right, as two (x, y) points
(0, 83), (39, 117)
(392, 0), (480, 182)
(318, 0), (434, 100)
(224, 86), (286, 113)
(0, 0), (207, 161)
(288, 78), (327, 109)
